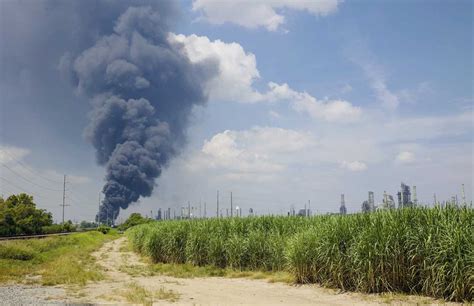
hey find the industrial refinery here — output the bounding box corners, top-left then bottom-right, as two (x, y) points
(339, 182), (471, 214)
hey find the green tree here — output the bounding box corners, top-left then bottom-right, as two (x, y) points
(0, 193), (53, 236)
(118, 213), (151, 231)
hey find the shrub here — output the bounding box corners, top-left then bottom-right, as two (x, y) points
(0, 244), (37, 260)
(97, 225), (110, 234)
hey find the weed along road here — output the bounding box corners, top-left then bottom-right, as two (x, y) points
(0, 232), (463, 305)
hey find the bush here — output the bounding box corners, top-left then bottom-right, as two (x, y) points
(42, 221), (76, 234)
(0, 244), (37, 260)
(0, 194), (53, 236)
(118, 213), (152, 231)
(97, 225), (110, 234)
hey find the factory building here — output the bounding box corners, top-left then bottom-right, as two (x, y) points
(340, 194), (347, 215)
(381, 191), (396, 209)
(397, 182), (414, 208)
(297, 208), (310, 216)
(362, 191), (376, 213)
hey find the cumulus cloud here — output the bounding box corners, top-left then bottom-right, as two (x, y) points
(187, 127), (315, 181)
(0, 146), (30, 165)
(169, 33), (262, 103)
(340, 84), (353, 94)
(340, 160), (368, 172)
(192, 0), (341, 31)
(269, 110), (281, 119)
(396, 151), (416, 164)
(265, 82), (362, 122)
(170, 33), (362, 123)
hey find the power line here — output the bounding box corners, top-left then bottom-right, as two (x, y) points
(0, 151), (97, 206)
(66, 183), (98, 204)
(0, 186), (17, 197)
(0, 149), (63, 184)
(0, 177), (52, 200)
(1, 163), (62, 191)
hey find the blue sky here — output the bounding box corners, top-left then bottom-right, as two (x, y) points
(0, 0), (472, 222)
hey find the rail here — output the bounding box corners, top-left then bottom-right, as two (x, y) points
(0, 232), (74, 241)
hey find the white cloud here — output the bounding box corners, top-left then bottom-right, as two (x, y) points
(170, 33), (362, 123)
(340, 84), (353, 94)
(268, 110), (281, 119)
(360, 61), (399, 110)
(397, 82), (434, 104)
(345, 40), (401, 110)
(340, 160), (368, 172)
(382, 111), (473, 141)
(0, 146), (30, 165)
(396, 151), (415, 164)
(192, 0), (341, 31)
(187, 127), (315, 181)
(265, 82), (362, 122)
(169, 33), (263, 103)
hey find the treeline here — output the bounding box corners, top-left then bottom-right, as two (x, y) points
(0, 193), (75, 236)
(128, 206), (473, 302)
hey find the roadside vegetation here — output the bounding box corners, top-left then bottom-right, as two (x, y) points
(119, 261), (293, 283)
(0, 230), (118, 285)
(120, 282), (180, 305)
(128, 206), (473, 302)
(117, 212), (153, 231)
(0, 193), (76, 236)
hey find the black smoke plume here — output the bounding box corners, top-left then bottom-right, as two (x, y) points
(66, 6), (215, 222)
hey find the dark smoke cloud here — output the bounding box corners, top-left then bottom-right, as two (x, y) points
(64, 6), (216, 222)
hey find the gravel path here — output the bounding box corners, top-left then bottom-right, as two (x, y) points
(0, 237), (460, 305)
(0, 285), (68, 305)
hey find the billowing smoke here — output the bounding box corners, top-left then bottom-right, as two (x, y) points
(66, 6), (215, 222)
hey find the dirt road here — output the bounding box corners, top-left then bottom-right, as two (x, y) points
(66, 237), (447, 305)
(0, 237), (454, 305)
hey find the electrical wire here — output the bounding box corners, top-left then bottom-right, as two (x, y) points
(1, 163), (63, 192)
(0, 149), (63, 184)
(0, 176), (53, 200)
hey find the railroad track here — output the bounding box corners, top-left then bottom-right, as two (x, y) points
(0, 232), (74, 241)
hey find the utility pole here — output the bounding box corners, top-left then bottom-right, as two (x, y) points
(308, 200), (311, 217)
(188, 201), (191, 219)
(98, 191), (101, 226)
(216, 190), (219, 218)
(413, 186), (417, 206)
(204, 202), (207, 218)
(60, 175), (69, 224)
(230, 191), (233, 217)
(461, 184), (467, 206)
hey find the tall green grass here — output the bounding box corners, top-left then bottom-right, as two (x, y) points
(127, 206), (473, 301)
(0, 231), (118, 285)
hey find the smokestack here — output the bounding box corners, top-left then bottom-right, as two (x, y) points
(413, 186), (417, 206)
(461, 184), (466, 206)
(340, 194), (346, 215)
(65, 6), (216, 223)
(368, 191), (374, 211)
